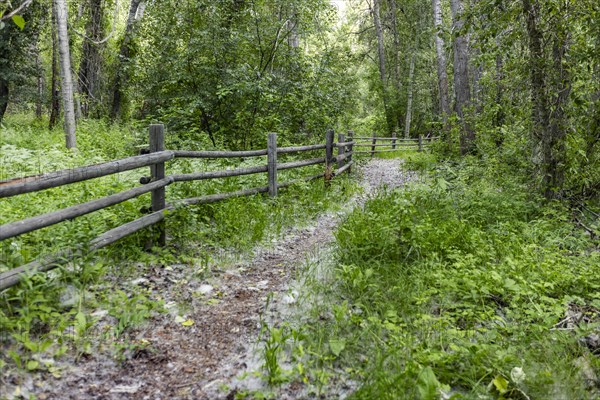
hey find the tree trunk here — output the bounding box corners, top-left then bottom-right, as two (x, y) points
(110, 0), (142, 120)
(389, 0), (401, 93)
(544, 33), (571, 198)
(450, 0), (474, 154)
(0, 80), (8, 125)
(78, 0), (104, 116)
(0, 22), (12, 124)
(522, 0), (571, 199)
(585, 64), (600, 163)
(494, 40), (505, 125)
(36, 48), (44, 119)
(372, 0), (394, 134)
(71, 57), (83, 121)
(389, 0), (405, 132)
(523, 0), (548, 168)
(471, 47), (483, 112)
(405, 52), (416, 138)
(30, 13), (45, 120)
(49, 6), (60, 129)
(432, 0), (450, 126)
(54, 0), (77, 149)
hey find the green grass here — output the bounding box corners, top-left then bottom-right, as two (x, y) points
(274, 157), (600, 399)
(0, 113), (359, 373)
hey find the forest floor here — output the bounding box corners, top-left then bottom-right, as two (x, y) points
(1, 158), (415, 400)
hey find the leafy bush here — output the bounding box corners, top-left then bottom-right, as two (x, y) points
(298, 159), (600, 399)
(0, 114), (358, 373)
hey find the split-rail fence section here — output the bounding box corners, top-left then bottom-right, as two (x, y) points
(0, 126), (437, 291)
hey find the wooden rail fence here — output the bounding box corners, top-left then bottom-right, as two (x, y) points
(352, 132), (439, 156)
(0, 125), (357, 291)
(0, 126), (434, 291)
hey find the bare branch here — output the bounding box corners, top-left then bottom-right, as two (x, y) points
(1, 0), (33, 21)
(351, 25), (374, 35)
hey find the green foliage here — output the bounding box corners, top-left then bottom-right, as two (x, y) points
(292, 159), (600, 399)
(0, 114), (358, 377)
(108, 290), (164, 338)
(135, 0), (357, 148)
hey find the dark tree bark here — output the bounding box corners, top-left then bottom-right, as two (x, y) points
(110, 0), (143, 120)
(494, 40), (505, 127)
(0, 80), (8, 124)
(522, 0), (571, 199)
(371, 0), (394, 134)
(544, 33), (571, 198)
(78, 0), (104, 117)
(450, 0), (475, 155)
(585, 64), (600, 163)
(31, 11), (45, 120)
(0, 18), (14, 124)
(49, 6), (60, 129)
(388, 0), (401, 93)
(405, 52), (416, 138)
(36, 49), (44, 119)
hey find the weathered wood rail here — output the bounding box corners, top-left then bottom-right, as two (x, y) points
(0, 126), (356, 291)
(352, 133), (439, 155)
(0, 127), (432, 291)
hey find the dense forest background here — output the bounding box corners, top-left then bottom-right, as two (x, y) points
(1, 0), (599, 198)
(1, 1), (600, 397)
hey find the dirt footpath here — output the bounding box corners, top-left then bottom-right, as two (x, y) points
(3, 158), (412, 400)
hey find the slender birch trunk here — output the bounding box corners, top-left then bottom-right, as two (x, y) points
(432, 0), (450, 125)
(54, 0), (77, 149)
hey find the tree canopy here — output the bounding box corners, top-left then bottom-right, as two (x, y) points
(0, 0), (599, 199)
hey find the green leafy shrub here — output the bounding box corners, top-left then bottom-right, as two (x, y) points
(299, 159), (600, 399)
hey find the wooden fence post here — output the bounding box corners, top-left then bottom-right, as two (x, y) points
(371, 132), (377, 157)
(149, 124), (166, 246)
(337, 133), (345, 170)
(418, 134), (423, 152)
(347, 130), (353, 173)
(267, 132), (278, 197)
(392, 131), (397, 150)
(325, 129), (334, 185)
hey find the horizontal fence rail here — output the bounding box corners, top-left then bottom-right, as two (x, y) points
(351, 133), (439, 155)
(0, 178), (174, 241)
(173, 149), (268, 158)
(171, 165), (268, 182)
(0, 126), (432, 291)
(0, 151), (175, 199)
(277, 144), (328, 154)
(0, 126), (360, 291)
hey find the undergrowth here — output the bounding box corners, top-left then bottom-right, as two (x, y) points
(265, 156), (600, 399)
(0, 114), (357, 376)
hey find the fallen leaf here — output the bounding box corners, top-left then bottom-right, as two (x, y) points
(182, 319), (195, 327)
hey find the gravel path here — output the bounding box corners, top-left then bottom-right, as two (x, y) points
(1, 158), (413, 400)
